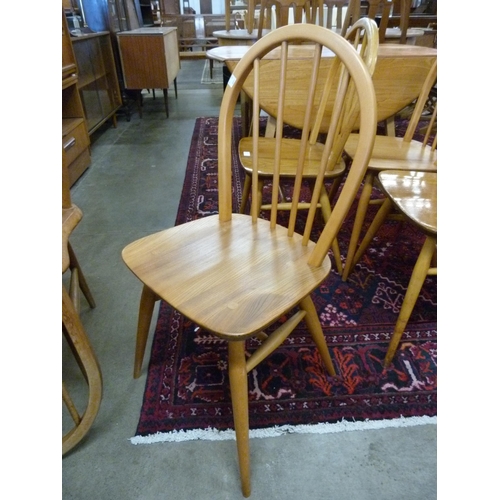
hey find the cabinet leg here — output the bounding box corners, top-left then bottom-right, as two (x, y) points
(163, 89), (169, 118)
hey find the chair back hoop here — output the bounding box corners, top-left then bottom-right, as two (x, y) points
(344, 17), (379, 75)
(403, 59), (437, 143)
(218, 24), (377, 268)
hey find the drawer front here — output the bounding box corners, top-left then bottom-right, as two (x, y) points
(62, 121), (89, 167)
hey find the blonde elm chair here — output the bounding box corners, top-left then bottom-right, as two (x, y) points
(341, 58), (437, 281)
(122, 23), (377, 497)
(62, 163), (102, 455)
(238, 17), (379, 273)
(257, 0), (315, 37)
(376, 170), (437, 366)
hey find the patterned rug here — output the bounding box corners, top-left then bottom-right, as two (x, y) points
(133, 116), (437, 443)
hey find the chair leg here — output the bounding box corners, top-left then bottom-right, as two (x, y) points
(300, 295), (336, 376)
(342, 171), (374, 281)
(62, 285), (103, 455)
(134, 285), (159, 379)
(240, 175), (252, 214)
(68, 243), (96, 309)
(384, 235), (436, 367)
(352, 196), (393, 268)
(228, 341), (251, 498)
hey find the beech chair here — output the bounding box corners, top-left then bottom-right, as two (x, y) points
(122, 23), (377, 497)
(257, 0), (315, 38)
(314, 0), (351, 30)
(341, 58), (436, 281)
(376, 170), (437, 366)
(62, 163), (103, 455)
(343, 0), (411, 43)
(238, 17), (378, 273)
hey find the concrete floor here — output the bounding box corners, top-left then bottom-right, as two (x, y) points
(62, 59), (436, 499)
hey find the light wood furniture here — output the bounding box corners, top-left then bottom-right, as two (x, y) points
(314, 0), (352, 30)
(62, 10), (91, 187)
(376, 170), (437, 366)
(117, 27), (180, 118)
(341, 59), (436, 281)
(238, 18), (379, 274)
(257, 0), (315, 37)
(71, 31), (122, 135)
(62, 160), (103, 455)
(122, 23), (377, 497)
(208, 43), (436, 138)
(342, 0), (423, 44)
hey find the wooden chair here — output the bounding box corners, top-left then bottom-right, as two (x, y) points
(122, 23), (377, 497)
(238, 17), (379, 273)
(62, 163), (103, 455)
(314, 0), (351, 30)
(257, 0), (315, 38)
(343, 0), (411, 43)
(376, 170), (437, 366)
(341, 58), (437, 281)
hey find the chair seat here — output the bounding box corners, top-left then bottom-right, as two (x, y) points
(344, 133), (437, 170)
(379, 170), (437, 234)
(239, 137), (346, 177)
(122, 213), (331, 339)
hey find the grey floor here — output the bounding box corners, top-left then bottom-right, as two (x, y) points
(62, 59), (436, 499)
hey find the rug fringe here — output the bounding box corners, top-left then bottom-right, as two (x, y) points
(130, 415), (437, 445)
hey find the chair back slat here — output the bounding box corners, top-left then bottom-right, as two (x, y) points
(270, 41), (290, 228)
(288, 42), (324, 237)
(403, 59), (437, 143)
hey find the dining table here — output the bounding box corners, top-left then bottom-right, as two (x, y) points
(207, 42), (437, 136)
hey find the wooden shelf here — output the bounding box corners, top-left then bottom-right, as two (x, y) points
(62, 11), (91, 186)
(71, 31), (122, 135)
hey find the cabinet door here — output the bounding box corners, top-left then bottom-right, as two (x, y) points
(72, 34), (122, 134)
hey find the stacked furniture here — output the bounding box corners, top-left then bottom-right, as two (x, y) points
(62, 10), (91, 186)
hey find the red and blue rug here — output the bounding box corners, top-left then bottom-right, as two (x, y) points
(133, 116), (437, 442)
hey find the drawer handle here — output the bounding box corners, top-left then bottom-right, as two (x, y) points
(63, 137), (76, 152)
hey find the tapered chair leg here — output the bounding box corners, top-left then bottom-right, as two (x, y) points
(134, 285), (160, 379)
(68, 242), (96, 308)
(384, 235), (436, 367)
(300, 295), (336, 376)
(342, 171), (375, 281)
(352, 196), (393, 268)
(228, 341), (251, 498)
(240, 175), (251, 214)
(62, 286), (103, 455)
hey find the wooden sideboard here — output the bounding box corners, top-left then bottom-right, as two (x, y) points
(71, 31), (122, 135)
(62, 10), (91, 186)
(116, 27), (180, 118)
